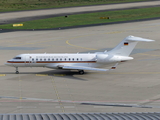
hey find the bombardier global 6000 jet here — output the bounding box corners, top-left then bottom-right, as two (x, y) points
(5, 36), (154, 74)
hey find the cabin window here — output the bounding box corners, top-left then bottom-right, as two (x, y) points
(56, 58), (58, 61)
(13, 57), (21, 59)
(48, 58), (50, 61)
(60, 58), (62, 61)
(72, 58), (74, 61)
(81, 58), (82, 61)
(64, 58), (66, 61)
(77, 58), (79, 61)
(44, 59), (46, 61)
(52, 58), (54, 61)
(36, 58), (38, 61)
(40, 59), (42, 61)
(69, 58), (70, 61)
(32, 58), (34, 61)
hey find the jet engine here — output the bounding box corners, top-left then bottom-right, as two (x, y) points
(96, 54), (133, 63)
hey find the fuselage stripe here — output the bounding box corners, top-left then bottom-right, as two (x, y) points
(7, 61), (97, 63)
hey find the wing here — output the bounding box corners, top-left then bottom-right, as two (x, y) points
(57, 63), (118, 71)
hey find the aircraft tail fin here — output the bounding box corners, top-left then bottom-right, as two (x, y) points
(107, 35), (154, 56)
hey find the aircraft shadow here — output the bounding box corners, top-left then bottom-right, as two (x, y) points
(0, 70), (88, 81)
(38, 70), (88, 81)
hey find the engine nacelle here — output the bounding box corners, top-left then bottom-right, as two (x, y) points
(96, 54), (109, 63)
(96, 54), (133, 63)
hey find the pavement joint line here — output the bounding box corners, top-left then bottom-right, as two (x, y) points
(105, 31), (125, 34)
(94, 106), (113, 108)
(139, 53), (160, 56)
(63, 77), (78, 112)
(94, 72), (160, 75)
(18, 74), (22, 113)
(4, 38), (63, 47)
(17, 106), (37, 109)
(108, 72), (160, 74)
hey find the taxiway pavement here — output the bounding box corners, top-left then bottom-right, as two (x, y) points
(0, 18), (160, 113)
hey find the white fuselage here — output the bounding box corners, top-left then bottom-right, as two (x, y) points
(5, 53), (133, 69)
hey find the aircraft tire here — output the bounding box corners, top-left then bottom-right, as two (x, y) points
(79, 70), (84, 75)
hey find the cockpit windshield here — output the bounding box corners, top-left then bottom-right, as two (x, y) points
(13, 57), (21, 59)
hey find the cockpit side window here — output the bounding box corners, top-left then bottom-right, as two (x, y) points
(13, 57), (21, 59)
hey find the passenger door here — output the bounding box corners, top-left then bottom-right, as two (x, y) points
(25, 55), (31, 67)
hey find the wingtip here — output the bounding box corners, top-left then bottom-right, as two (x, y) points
(110, 63), (119, 70)
(111, 67), (116, 69)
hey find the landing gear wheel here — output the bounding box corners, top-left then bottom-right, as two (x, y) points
(15, 67), (19, 74)
(79, 70), (84, 75)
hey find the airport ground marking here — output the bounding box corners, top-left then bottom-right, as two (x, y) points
(1, 97), (160, 103)
(63, 77), (78, 112)
(36, 74), (48, 76)
(66, 30), (126, 50)
(66, 40), (97, 50)
(53, 74), (66, 76)
(0, 74), (5, 76)
(51, 76), (65, 112)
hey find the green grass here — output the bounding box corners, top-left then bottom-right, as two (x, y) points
(0, 7), (160, 29)
(0, 0), (150, 12)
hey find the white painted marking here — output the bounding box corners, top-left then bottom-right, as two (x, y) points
(64, 106), (75, 108)
(17, 106), (37, 108)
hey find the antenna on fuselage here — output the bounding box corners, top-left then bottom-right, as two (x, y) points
(104, 50), (107, 53)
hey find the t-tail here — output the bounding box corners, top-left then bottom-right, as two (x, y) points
(107, 35), (155, 56)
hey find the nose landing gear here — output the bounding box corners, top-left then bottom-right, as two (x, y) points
(15, 67), (19, 74)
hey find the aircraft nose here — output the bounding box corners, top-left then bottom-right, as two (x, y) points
(5, 60), (13, 66)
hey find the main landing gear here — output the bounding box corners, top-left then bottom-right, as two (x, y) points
(15, 67), (19, 74)
(79, 70), (84, 75)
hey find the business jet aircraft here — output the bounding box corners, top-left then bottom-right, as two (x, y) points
(5, 35), (154, 74)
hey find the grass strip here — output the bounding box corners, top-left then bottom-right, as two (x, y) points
(0, 7), (160, 29)
(0, 0), (149, 12)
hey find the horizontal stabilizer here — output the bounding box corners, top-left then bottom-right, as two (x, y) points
(126, 36), (155, 42)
